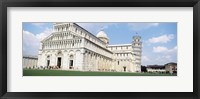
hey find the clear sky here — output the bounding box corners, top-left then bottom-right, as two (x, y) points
(23, 22), (177, 66)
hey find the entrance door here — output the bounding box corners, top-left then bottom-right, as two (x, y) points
(57, 57), (61, 68)
(69, 60), (73, 69)
(123, 66), (126, 72)
(47, 60), (50, 67)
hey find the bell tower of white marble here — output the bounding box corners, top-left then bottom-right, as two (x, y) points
(132, 33), (142, 72)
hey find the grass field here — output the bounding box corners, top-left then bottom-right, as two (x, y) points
(23, 69), (176, 76)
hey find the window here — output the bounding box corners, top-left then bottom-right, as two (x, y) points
(118, 61), (119, 65)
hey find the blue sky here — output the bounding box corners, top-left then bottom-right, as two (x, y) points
(23, 22), (177, 66)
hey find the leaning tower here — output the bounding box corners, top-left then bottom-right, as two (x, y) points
(132, 35), (142, 72)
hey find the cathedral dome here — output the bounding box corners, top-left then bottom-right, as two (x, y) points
(96, 29), (109, 44)
(96, 30), (108, 39)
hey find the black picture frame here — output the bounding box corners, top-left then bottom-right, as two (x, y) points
(0, 0), (200, 99)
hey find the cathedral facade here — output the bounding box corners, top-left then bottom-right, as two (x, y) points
(37, 23), (142, 72)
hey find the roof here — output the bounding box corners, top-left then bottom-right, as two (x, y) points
(96, 30), (109, 39)
(23, 56), (38, 59)
(164, 62), (177, 66)
(108, 44), (132, 47)
(146, 65), (165, 69)
(73, 23), (107, 44)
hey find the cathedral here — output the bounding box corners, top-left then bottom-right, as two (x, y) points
(37, 23), (142, 72)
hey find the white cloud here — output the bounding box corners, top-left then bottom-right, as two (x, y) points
(141, 55), (151, 65)
(77, 23), (117, 34)
(142, 54), (175, 65)
(153, 46), (177, 54)
(128, 23), (159, 31)
(155, 55), (172, 62)
(149, 46), (177, 65)
(142, 56), (150, 62)
(167, 46), (177, 55)
(31, 23), (52, 29)
(23, 28), (52, 56)
(23, 30), (39, 48)
(35, 27), (52, 41)
(148, 34), (174, 44)
(153, 46), (168, 53)
(23, 30), (40, 56)
(31, 23), (46, 27)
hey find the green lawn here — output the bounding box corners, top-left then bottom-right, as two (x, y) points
(23, 69), (176, 76)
